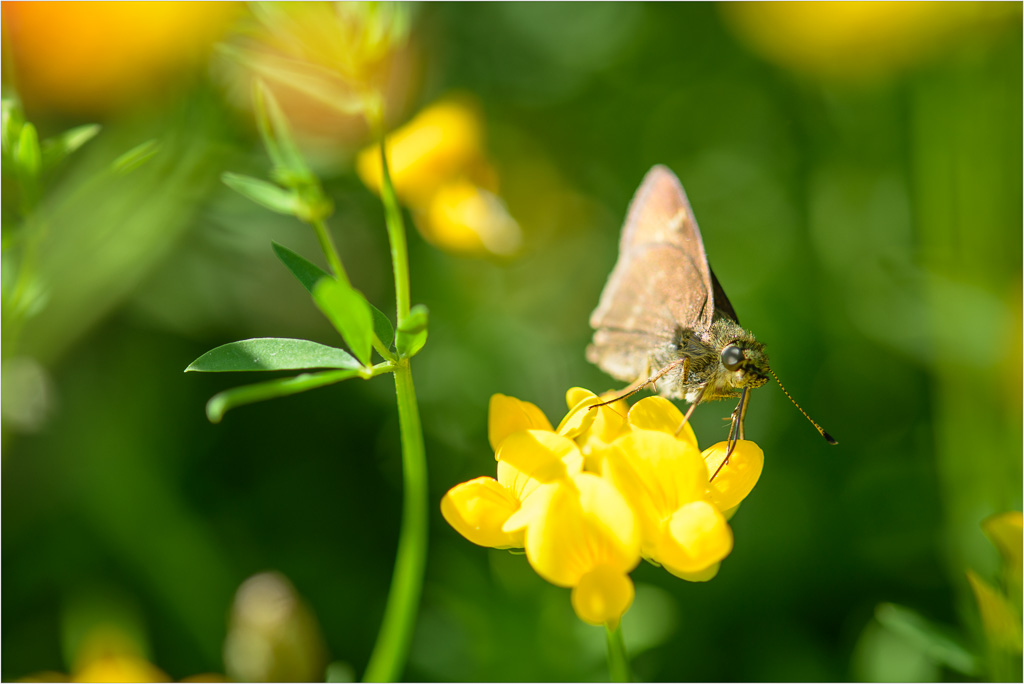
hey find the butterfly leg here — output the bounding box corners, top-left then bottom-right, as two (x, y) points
(711, 388), (749, 482)
(589, 357), (686, 409)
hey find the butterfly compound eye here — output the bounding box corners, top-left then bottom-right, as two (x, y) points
(721, 345), (744, 371)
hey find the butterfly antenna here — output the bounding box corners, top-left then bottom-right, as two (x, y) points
(769, 368), (838, 445)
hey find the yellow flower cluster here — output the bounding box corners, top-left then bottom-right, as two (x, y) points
(441, 388), (764, 627)
(357, 97), (522, 258)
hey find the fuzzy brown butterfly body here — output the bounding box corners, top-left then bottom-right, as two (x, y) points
(588, 165), (835, 448)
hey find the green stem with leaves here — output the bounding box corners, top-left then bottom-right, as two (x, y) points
(362, 136), (428, 682)
(606, 623), (631, 683)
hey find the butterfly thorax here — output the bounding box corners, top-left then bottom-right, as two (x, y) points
(651, 319), (769, 404)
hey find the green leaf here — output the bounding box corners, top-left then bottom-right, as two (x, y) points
(270, 244), (393, 352)
(2, 99), (24, 160)
(16, 122), (41, 180)
(370, 303), (395, 350)
(111, 139), (160, 174)
(186, 338), (362, 373)
(313, 279), (374, 367)
(271, 242), (329, 294)
(875, 603), (980, 676)
(252, 79), (313, 187)
(395, 304), (429, 358)
(42, 123), (101, 170)
(223, 173), (299, 215)
(205, 368), (362, 422)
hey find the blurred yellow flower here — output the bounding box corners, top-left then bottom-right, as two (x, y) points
(357, 98), (491, 206)
(443, 388), (766, 624)
(357, 96), (523, 258)
(968, 511), (1024, 661)
(967, 570), (1022, 654)
(722, 1), (1017, 82)
(219, 1), (414, 148)
(71, 625), (168, 683)
(983, 511), (1023, 583)
(2, 1), (238, 116)
(421, 180), (522, 257)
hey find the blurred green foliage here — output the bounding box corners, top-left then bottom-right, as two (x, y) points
(2, 3), (1020, 681)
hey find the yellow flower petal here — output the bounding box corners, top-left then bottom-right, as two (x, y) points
(502, 480), (557, 534)
(665, 562), (721, 583)
(571, 565), (636, 627)
(657, 501), (734, 575)
(703, 440), (764, 511)
(556, 394), (600, 439)
(627, 396), (698, 448)
(496, 430), (583, 486)
(566, 387), (595, 409)
(487, 394), (553, 452)
(523, 474), (640, 587)
(564, 389), (630, 459)
(440, 476), (523, 549)
(609, 430), (708, 517)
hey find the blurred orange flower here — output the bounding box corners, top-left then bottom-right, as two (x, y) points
(2, 1), (239, 116)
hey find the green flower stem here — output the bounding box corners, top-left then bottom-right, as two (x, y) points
(310, 216), (349, 288)
(605, 623), (631, 683)
(363, 360), (428, 682)
(362, 130), (428, 682)
(377, 138), (411, 321)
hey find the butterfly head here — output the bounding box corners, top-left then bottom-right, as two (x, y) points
(719, 338), (769, 391)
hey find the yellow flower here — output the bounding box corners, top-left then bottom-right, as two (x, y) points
(443, 388), (765, 624)
(356, 96), (522, 258)
(507, 472), (641, 627)
(441, 430), (582, 549)
(722, 2), (1017, 83)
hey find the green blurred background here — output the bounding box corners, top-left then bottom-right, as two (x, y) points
(3, 2), (1021, 681)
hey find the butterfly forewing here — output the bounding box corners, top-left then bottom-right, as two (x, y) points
(589, 165), (717, 382)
